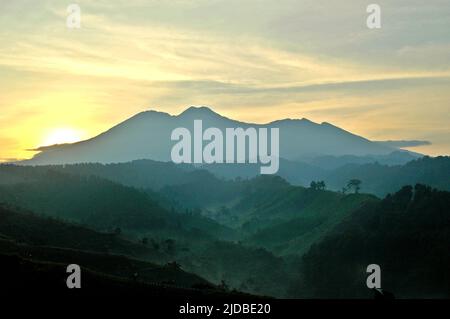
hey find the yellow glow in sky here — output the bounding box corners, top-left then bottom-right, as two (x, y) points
(42, 128), (85, 147)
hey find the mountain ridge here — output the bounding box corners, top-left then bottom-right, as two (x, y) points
(22, 106), (412, 166)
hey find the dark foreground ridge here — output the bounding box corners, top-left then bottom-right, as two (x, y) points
(0, 252), (256, 298)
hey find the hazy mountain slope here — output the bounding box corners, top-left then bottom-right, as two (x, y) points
(0, 167), (235, 240)
(324, 156), (450, 196)
(272, 118), (395, 159)
(307, 150), (420, 170)
(26, 110), (176, 165)
(158, 174), (377, 258)
(6, 156), (449, 212)
(298, 185), (450, 298)
(208, 175), (375, 228)
(243, 192), (377, 256)
(0, 171), (173, 231)
(200, 158), (327, 186)
(177, 240), (294, 298)
(0, 205), (228, 294)
(0, 239), (212, 289)
(23, 106), (398, 165)
(0, 204), (164, 260)
(202, 175), (378, 255)
(1, 159), (207, 198)
(0, 162), (256, 212)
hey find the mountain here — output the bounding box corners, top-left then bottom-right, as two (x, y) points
(23, 106), (403, 166)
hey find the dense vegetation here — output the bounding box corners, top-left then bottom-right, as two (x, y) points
(324, 156), (450, 196)
(0, 205), (221, 293)
(300, 184), (450, 298)
(0, 156), (449, 298)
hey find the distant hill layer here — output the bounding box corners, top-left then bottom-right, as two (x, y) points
(0, 168), (235, 240)
(10, 156), (448, 199)
(323, 156), (450, 196)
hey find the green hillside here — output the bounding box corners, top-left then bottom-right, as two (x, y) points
(2, 160), (449, 298)
(324, 156), (450, 196)
(299, 184), (450, 298)
(0, 167), (235, 241)
(244, 192), (377, 256)
(0, 170), (295, 297)
(0, 205), (222, 293)
(0, 204), (164, 260)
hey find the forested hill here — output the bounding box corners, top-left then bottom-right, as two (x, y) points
(1, 161), (449, 298)
(0, 168), (235, 241)
(6, 156), (450, 199)
(300, 184), (450, 298)
(323, 156), (450, 196)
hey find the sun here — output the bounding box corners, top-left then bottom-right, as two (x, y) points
(42, 128), (84, 147)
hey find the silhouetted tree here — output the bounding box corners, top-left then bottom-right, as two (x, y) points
(310, 181), (326, 190)
(317, 181), (326, 190)
(347, 179), (362, 194)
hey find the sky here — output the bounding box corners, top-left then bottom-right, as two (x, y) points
(0, 0), (449, 161)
